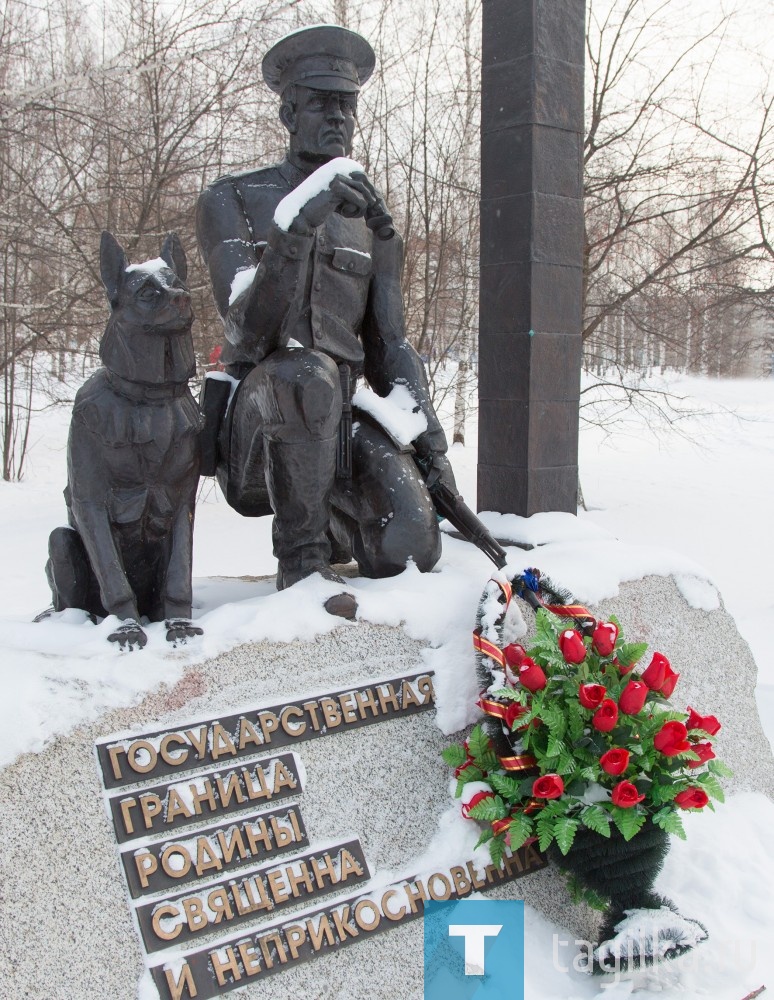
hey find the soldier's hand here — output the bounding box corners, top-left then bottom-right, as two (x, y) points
(289, 170), (390, 235)
(350, 173), (395, 240)
(420, 452), (459, 496)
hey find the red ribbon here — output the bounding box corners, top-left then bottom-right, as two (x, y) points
(491, 802), (544, 837)
(477, 696), (512, 721)
(473, 631), (506, 670)
(472, 578), (514, 670)
(499, 753), (537, 772)
(544, 602), (596, 628)
(477, 696), (537, 770)
(497, 578), (512, 611)
(472, 574), (591, 791)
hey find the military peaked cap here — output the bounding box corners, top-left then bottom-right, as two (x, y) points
(262, 24), (376, 95)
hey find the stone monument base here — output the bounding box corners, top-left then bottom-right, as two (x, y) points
(0, 575), (771, 999)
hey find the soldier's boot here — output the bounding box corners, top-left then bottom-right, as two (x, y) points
(267, 436), (357, 620)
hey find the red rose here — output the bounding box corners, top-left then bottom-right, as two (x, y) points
(615, 657), (634, 675)
(579, 683), (606, 709)
(592, 622), (619, 657)
(532, 774), (565, 799)
(659, 665), (680, 698)
(653, 720), (691, 756)
(619, 680), (648, 715)
(559, 629), (586, 664)
(503, 643), (527, 667)
(611, 780), (645, 808)
(503, 701), (528, 729)
(600, 747), (630, 776)
(461, 781), (495, 818)
(641, 652), (669, 690)
(686, 707), (722, 736)
(687, 742), (716, 769)
(519, 658), (547, 693)
(675, 787), (710, 810)
(592, 698), (619, 732)
(640, 652), (680, 698)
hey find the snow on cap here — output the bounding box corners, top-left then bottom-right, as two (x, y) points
(262, 24), (375, 95)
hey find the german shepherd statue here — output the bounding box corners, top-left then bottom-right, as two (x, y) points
(44, 232), (202, 650)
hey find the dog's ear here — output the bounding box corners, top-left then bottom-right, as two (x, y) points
(160, 232), (187, 284)
(100, 231), (127, 308)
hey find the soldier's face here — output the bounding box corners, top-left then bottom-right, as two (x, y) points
(289, 86), (358, 163)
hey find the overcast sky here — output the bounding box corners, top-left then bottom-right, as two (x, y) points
(590, 0), (773, 132)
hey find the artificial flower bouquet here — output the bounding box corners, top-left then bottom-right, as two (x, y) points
(444, 608), (730, 879)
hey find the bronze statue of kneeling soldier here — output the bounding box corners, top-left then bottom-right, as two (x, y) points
(39, 24), (462, 645)
(197, 24), (459, 620)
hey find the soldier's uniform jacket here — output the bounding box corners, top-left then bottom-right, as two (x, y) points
(196, 157), (445, 451)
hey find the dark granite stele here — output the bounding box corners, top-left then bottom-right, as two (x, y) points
(478, 0), (586, 516)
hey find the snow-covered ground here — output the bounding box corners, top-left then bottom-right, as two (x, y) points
(1, 371), (773, 999)
(579, 374), (774, 744)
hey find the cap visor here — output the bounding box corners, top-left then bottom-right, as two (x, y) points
(295, 74), (360, 93)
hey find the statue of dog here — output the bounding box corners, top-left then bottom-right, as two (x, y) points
(44, 232), (203, 649)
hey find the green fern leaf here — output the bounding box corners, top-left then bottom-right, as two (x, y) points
(708, 759), (733, 778)
(580, 805), (611, 837)
(489, 834), (506, 868)
(441, 745), (467, 768)
(468, 796), (508, 821)
(652, 808), (687, 839)
(553, 816), (580, 855)
(506, 813), (534, 852)
(697, 773), (725, 802)
(490, 773), (524, 801)
(536, 812), (557, 852)
(611, 807), (646, 841)
(475, 827), (494, 848)
(617, 642), (648, 668)
(468, 725), (491, 761)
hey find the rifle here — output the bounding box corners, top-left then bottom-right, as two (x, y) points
(336, 364), (353, 482)
(416, 459), (597, 631)
(341, 407), (509, 572)
(416, 461), (508, 571)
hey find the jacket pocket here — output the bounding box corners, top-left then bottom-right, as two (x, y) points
(330, 246), (372, 276)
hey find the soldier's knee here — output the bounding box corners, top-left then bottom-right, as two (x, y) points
(358, 503), (441, 578)
(264, 348), (341, 438)
(392, 507), (442, 573)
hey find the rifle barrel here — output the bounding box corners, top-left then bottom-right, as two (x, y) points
(429, 480), (508, 570)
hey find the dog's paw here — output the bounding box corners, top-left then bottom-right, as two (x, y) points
(108, 619), (148, 650)
(165, 619), (204, 645)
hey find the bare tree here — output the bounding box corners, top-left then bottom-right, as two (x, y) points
(583, 0), (774, 381)
(4, 0), (774, 481)
(0, 0), (304, 479)
(352, 0), (481, 423)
